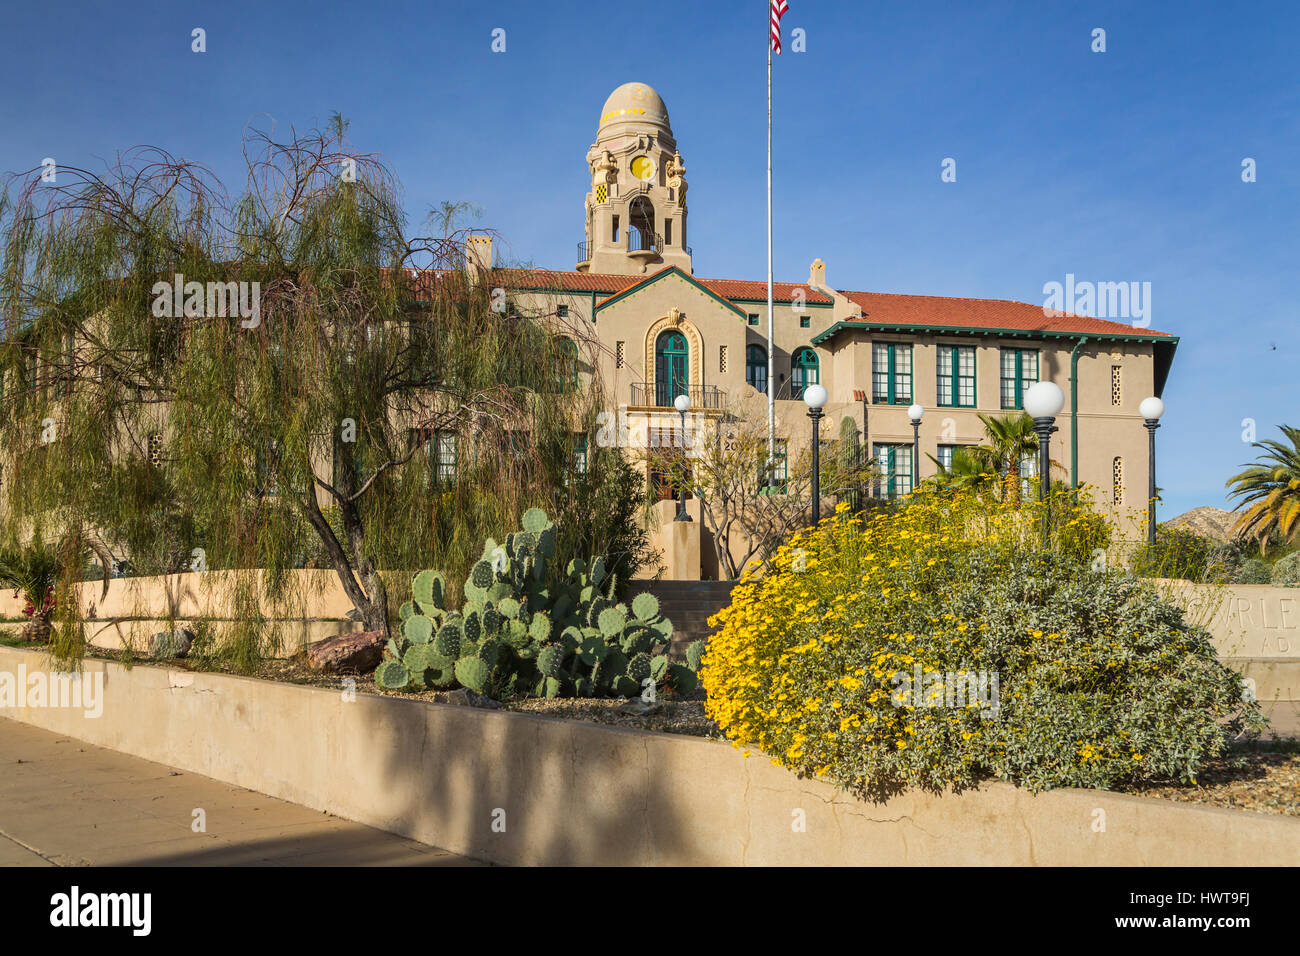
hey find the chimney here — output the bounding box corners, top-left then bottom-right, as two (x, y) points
(809, 257), (826, 289)
(465, 234), (493, 280)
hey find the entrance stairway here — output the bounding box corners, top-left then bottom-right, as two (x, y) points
(629, 580), (738, 656)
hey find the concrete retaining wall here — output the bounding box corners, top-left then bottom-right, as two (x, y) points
(2, 570), (358, 657)
(0, 645), (1294, 866)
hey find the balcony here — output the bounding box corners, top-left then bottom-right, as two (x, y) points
(576, 240), (592, 271)
(627, 228), (661, 260)
(630, 382), (725, 410)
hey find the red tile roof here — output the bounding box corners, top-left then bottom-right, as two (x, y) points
(488, 267), (832, 305)
(834, 290), (1172, 338)
(404, 266), (1169, 338)
(694, 276), (833, 305)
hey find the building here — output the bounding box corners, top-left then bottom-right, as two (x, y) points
(478, 81), (1177, 529)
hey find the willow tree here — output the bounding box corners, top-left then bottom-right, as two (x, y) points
(0, 122), (649, 667)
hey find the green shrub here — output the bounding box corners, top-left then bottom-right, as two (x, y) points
(1271, 552), (1300, 586)
(1238, 558), (1272, 584)
(1132, 526), (1213, 581)
(705, 495), (1265, 796)
(1203, 541), (1244, 583)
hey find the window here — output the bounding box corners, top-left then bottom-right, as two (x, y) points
(147, 432), (163, 467)
(434, 431), (457, 483)
(747, 313), (759, 326)
(612, 215), (620, 243)
(937, 345), (976, 407)
(759, 439), (788, 494)
(573, 434), (588, 475)
(936, 444), (958, 472)
(53, 330), (74, 399)
(664, 219), (672, 244)
(1112, 456), (1124, 506)
(615, 341), (625, 369)
(799, 316), (811, 329)
(1000, 348), (1039, 409)
(1018, 452), (1037, 498)
(654, 330), (689, 406)
(650, 464), (692, 502)
(872, 342), (912, 404)
(746, 344), (768, 394)
(873, 443), (914, 499)
(790, 347), (819, 401)
(719, 344), (728, 373)
(409, 429), (457, 486)
(1111, 365), (1122, 406)
(553, 337), (578, 390)
(557, 304), (568, 319)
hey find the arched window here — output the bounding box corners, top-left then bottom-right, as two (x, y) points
(655, 330), (689, 406)
(629, 196), (657, 252)
(791, 347), (819, 400)
(746, 344), (768, 394)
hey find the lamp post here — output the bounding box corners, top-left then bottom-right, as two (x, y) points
(908, 403), (924, 493)
(673, 393), (692, 522)
(1023, 381), (1066, 549)
(803, 384), (828, 525)
(1139, 396), (1165, 548)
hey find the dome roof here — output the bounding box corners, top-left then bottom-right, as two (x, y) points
(598, 82), (672, 135)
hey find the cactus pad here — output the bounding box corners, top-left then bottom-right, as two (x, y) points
(521, 507), (550, 533)
(631, 592), (659, 621)
(403, 614), (434, 645)
(454, 657), (491, 694)
(375, 660), (410, 690)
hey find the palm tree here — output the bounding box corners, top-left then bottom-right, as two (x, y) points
(977, 412), (1040, 504)
(1226, 425), (1300, 554)
(928, 446), (1000, 493)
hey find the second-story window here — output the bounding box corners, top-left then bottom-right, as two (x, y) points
(1000, 348), (1039, 409)
(937, 345), (976, 407)
(746, 344), (768, 394)
(790, 347), (819, 401)
(872, 342), (912, 404)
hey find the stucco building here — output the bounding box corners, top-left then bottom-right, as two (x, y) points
(477, 82), (1178, 528)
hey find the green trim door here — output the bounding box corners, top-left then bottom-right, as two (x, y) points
(655, 330), (689, 406)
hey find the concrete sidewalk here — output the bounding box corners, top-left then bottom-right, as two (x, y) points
(0, 717), (479, 866)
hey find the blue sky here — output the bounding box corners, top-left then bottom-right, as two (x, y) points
(2, 0), (1295, 518)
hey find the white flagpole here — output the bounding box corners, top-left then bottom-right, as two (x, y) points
(766, 4), (776, 488)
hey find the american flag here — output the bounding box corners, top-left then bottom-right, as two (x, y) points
(771, 0), (788, 54)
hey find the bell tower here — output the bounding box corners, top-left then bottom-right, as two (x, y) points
(577, 82), (693, 276)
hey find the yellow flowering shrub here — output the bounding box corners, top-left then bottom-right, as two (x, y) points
(703, 492), (1264, 795)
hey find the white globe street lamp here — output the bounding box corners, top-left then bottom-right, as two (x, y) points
(803, 384), (828, 524)
(907, 404), (924, 491)
(1139, 396), (1165, 547)
(673, 393), (692, 522)
(1022, 381), (1066, 547)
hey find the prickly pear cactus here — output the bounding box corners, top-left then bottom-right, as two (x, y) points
(374, 508), (705, 700)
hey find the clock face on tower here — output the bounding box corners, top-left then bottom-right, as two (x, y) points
(630, 156), (656, 181)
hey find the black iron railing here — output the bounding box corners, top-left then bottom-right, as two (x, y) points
(630, 382), (725, 410)
(628, 228), (661, 254)
(576, 240), (592, 263)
